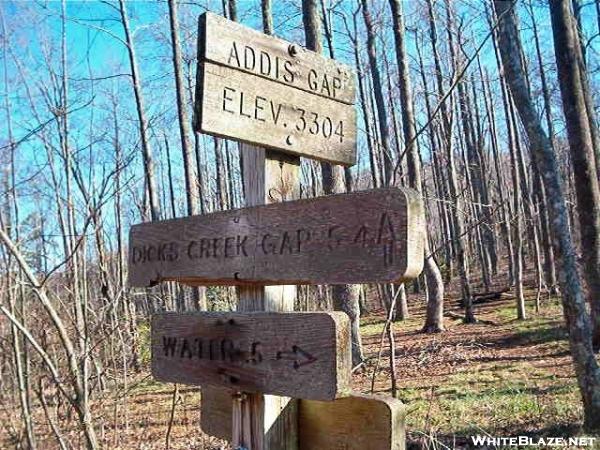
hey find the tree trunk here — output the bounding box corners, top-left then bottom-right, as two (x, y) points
(352, 31), (378, 188)
(118, 0), (161, 221)
(261, 0), (273, 35)
(483, 69), (515, 287)
(494, 0), (600, 432)
(571, 0), (600, 181)
(360, 0), (393, 185)
(227, 0), (237, 21)
(389, 0), (444, 332)
(529, 0), (559, 294)
(1, 12), (36, 446)
(548, 0), (600, 350)
(506, 92), (527, 320)
(415, 33), (454, 285)
(168, 0), (199, 216)
(429, 0), (475, 322)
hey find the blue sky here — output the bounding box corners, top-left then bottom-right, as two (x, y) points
(1, 0), (598, 266)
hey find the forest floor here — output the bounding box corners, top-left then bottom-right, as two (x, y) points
(110, 278), (582, 449)
(2, 274), (584, 449)
(363, 287), (580, 449)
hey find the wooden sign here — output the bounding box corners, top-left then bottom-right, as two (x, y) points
(152, 312), (351, 401)
(193, 12), (357, 166)
(201, 387), (406, 450)
(197, 13), (355, 104)
(299, 395), (406, 450)
(129, 187), (425, 287)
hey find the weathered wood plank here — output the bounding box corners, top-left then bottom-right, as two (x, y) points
(299, 395), (406, 450)
(201, 388), (406, 450)
(201, 387), (232, 441)
(232, 146), (300, 450)
(196, 12), (355, 105)
(152, 311), (351, 400)
(129, 187), (425, 287)
(195, 61), (356, 165)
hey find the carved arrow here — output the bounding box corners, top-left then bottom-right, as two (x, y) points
(276, 345), (317, 369)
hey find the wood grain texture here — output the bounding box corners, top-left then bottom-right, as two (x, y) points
(195, 61), (356, 165)
(201, 386), (234, 440)
(196, 12), (355, 105)
(128, 187), (425, 287)
(237, 148), (299, 312)
(200, 390), (406, 450)
(233, 145), (301, 449)
(151, 311), (351, 400)
(299, 395), (406, 450)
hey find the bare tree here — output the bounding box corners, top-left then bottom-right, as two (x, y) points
(388, 0), (444, 332)
(427, 0), (475, 323)
(494, 0), (600, 431)
(168, 0), (199, 216)
(548, 0), (600, 349)
(0, 9), (36, 448)
(360, 0), (393, 185)
(0, 225), (100, 448)
(527, 0), (559, 294)
(118, 0), (161, 221)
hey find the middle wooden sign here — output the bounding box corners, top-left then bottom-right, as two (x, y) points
(151, 311), (351, 400)
(128, 187), (425, 288)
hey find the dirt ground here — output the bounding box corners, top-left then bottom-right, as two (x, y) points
(362, 293), (579, 449)
(1, 273), (585, 449)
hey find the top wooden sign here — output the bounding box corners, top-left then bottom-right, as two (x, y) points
(193, 12), (357, 166)
(198, 12), (355, 104)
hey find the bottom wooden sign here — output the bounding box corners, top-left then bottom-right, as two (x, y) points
(152, 311), (350, 400)
(201, 387), (406, 450)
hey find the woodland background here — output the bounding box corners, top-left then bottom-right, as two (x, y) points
(1, 0), (600, 448)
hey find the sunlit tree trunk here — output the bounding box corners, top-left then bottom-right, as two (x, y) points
(389, 0), (444, 332)
(494, 0), (600, 431)
(429, 0), (475, 322)
(360, 0), (393, 185)
(118, 0), (161, 221)
(529, 0), (559, 294)
(168, 0), (199, 216)
(549, 0), (600, 348)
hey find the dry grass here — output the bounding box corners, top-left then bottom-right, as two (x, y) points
(358, 286), (583, 449)
(0, 278), (587, 449)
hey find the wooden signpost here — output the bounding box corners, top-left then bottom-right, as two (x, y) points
(200, 388), (406, 450)
(128, 187), (425, 288)
(299, 395), (406, 450)
(194, 12), (356, 165)
(152, 311), (351, 400)
(127, 10), (426, 450)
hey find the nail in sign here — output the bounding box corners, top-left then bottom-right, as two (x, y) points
(193, 12), (357, 166)
(151, 312), (351, 401)
(128, 188), (425, 288)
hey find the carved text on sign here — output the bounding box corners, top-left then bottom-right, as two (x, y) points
(161, 336), (316, 371)
(196, 63), (356, 165)
(194, 12), (357, 165)
(220, 85), (346, 143)
(129, 188), (425, 287)
(151, 312), (351, 400)
(131, 212), (400, 266)
(198, 13), (355, 104)
(225, 41), (345, 100)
